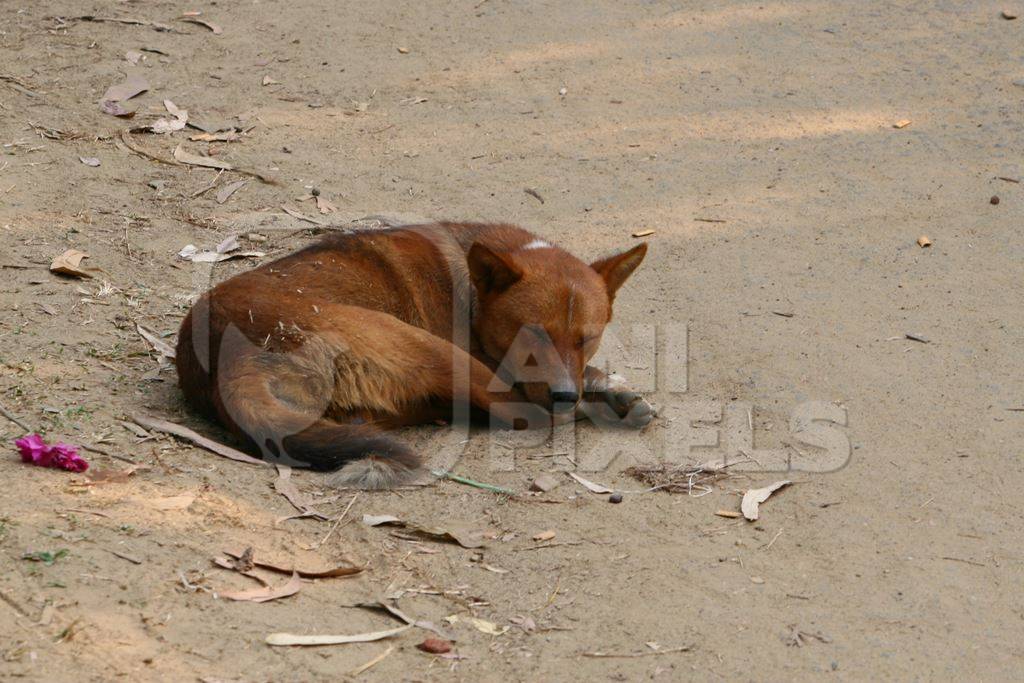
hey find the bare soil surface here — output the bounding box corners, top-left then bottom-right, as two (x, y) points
(2, 1), (1023, 681)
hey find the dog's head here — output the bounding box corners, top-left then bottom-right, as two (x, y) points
(468, 238), (646, 412)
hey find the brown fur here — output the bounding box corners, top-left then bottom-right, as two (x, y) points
(175, 222), (648, 488)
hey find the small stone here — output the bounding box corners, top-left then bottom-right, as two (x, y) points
(990, 195), (1000, 205)
(750, 576), (765, 584)
(397, 46), (410, 54)
(311, 187), (321, 197)
(558, 87), (568, 96)
(417, 638), (452, 654)
(1001, 9), (1018, 20)
(530, 474), (560, 492)
(609, 492), (623, 504)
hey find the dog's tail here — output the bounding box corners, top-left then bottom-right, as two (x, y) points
(280, 419), (427, 489)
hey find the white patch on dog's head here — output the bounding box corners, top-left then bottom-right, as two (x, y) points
(521, 239), (551, 251)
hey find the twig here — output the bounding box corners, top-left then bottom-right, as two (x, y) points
(762, 527), (784, 551)
(431, 469), (515, 495)
(64, 508), (111, 518)
(106, 548), (143, 565)
(693, 218), (726, 223)
(524, 188), (545, 204)
(582, 645), (693, 658)
(313, 493), (359, 549)
(0, 400), (32, 433)
(941, 556), (986, 567)
(350, 646), (394, 676)
(119, 130), (178, 166)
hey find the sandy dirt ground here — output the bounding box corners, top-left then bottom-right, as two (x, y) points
(2, 1), (1023, 681)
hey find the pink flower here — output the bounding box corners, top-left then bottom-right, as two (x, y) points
(14, 434), (88, 472)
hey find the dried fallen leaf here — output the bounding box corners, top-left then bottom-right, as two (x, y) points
(632, 229), (655, 238)
(102, 73), (149, 103)
(79, 156), (100, 167)
(281, 205), (327, 226)
(893, 119), (912, 129)
(917, 235), (932, 248)
(221, 548), (363, 579)
(50, 249), (92, 279)
(740, 480), (791, 521)
(362, 514), (402, 526)
(360, 514), (487, 548)
(131, 414), (268, 466)
(149, 99), (188, 134)
(137, 324), (175, 360)
(266, 625), (410, 646)
(352, 600), (457, 640)
(100, 100), (135, 117)
(190, 131), (240, 143)
(274, 464), (329, 519)
(181, 16), (223, 34)
(315, 195), (338, 214)
(532, 530), (556, 542)
(152, 493), (196, 511)
(261, 75), (280, 86)
(173, 143), (233, 171)
(220, 571), (301, 603)
(714, 509), (741, 519)
(567, 472), (613, 494)
(216, 180), (247, 204)
(444, 615), (508, 636)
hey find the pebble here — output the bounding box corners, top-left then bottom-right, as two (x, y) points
(991, 195), (1000, 205)
(609, 492), (623, 504)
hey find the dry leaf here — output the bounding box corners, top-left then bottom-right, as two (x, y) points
(353, 600), (457, 640)
(274, 465), (329, 519)
(191, 131), (240, 143)
(152, 493), (196, 511)
(893, 119), (912, 129)
(568, 472), (613, 494)
(220, 571), (301, 603)
(79, 156), (101, 167)
(444, 615), (508, 636)
(173, 144), (233, 171)
(102, 73), (149, 103)
(363, 514), (402, 526)
(131, 414), (268, 466)
(281, 205), (327, 226)
(740, 480), (791, 521)
(136, 324), (176, 359)
(917, 235), (932, 248)
(181, 17), (223, 34)
(315, 196), (338, 214)
(100, 100), (135, 117)
(150, 99), (188, 134)
(361, 514), (487, 548)
(50, 249), (92, 278)
(221, 548), (363, 579)
(533, 530), (556, 542)
(632, 229), (655, 237)
(714, 509), (741, 518)
(266, 625), (410, 646)
(216, 180), (247, 204)
(261, 75), (280, 86)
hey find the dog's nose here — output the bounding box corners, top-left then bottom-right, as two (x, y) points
(550, 390), (580, 408)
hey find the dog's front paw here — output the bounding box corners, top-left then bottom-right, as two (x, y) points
(606, 389), (655, 428)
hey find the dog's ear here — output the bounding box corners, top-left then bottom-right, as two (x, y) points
(591, 243), (647, 299)
(468, 243), (523, 296)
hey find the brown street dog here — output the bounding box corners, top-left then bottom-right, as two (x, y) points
(175, 222), (652, 488)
